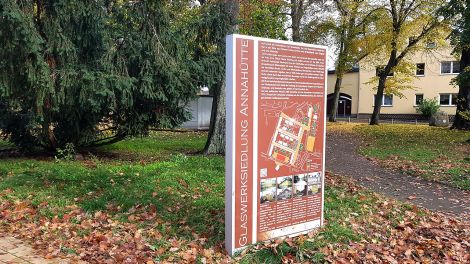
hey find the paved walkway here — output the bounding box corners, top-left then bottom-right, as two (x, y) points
(326, 131), (470, 217)
(0, 236), (68, 264)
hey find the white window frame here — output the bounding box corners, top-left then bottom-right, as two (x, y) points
(440, 61), (460, 75)
(414, 94), (424, 106)
(374, 94), (393, 107)
(416, 63), (425, 76)
(439, 93), (457, 106)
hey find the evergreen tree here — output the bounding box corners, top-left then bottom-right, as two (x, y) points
(0, 0), (198, 151)
(173, 0), (233, 155)
(202, 0), (237, 155)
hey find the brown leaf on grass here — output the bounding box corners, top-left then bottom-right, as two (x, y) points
(178, 179), (189, 188)
(180, 248), (197, 262)
(99, 241), (109, 251)
(358, 195), (368, 201)
(281, 253), (295, 263)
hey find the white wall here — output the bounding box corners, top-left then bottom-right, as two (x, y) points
(181, 96), (213, 130)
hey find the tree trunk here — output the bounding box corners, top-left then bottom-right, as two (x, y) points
(203, 0), (238, 155)
(452, 47), (470, 130)
(370, 75), (387, 125)
(290, 0), (303, 42)
(370, 46), (397, 125)
(204, 79), (226, 154)
(329, 8), (353, 123)
(329, 76), (343, 122)
(292, 17), (301, 42)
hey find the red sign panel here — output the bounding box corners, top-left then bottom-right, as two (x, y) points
(225, 35), (327, 255)
(234, 38), (254, 248)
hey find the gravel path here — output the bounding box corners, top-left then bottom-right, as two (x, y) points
(325, 131), (470, 217)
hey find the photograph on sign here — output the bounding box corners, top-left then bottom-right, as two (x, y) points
(225, 34), (327, 255)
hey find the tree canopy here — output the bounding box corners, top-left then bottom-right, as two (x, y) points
(239, 0), (287, 39)
(1, 0), (465, 153)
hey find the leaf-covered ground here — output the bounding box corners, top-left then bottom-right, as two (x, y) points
(329, 123), (470, 190)
(0, 131), (468, 263)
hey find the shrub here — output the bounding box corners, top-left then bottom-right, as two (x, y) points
(55, 143), (76, 162)
(417, 98), (440, 119)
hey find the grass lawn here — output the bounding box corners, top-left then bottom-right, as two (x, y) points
(96, 130), (207, 161)
(0, 131), (468, 263)
(329, 123), (470, 190)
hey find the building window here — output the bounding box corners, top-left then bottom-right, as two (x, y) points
(374, 94), (393, 106)
(441, 61), (460, 74)
(426, 42), (437, 48)
(454, 61), (461, 73)
(439, 93), (458, 106)
(416, 63), (425, 76)
(376, 66), (394, 77)
(415, 94), (424, 105)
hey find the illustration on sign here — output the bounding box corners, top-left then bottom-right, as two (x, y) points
(225, 34), (327, 255)
(268, 103), (321, 171)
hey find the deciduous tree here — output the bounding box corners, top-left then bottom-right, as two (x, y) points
(240, 0), (287, 39)
(367, 0), (451, 125)
(201, 0), (287, 154)
(306, 0), (380, 122)
(287, 0), (324, 42)
(197, 0), (238, 155)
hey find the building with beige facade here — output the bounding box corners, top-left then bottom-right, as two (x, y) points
(327, 46), (460, 119)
